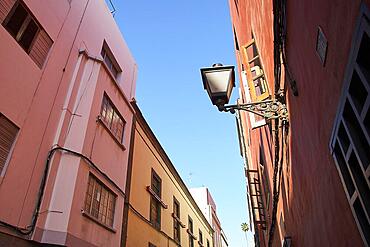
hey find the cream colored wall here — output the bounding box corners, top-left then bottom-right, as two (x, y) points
(127, 121), (213, 247)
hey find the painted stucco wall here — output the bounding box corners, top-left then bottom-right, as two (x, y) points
(126, 110), (213, 247)
(0, 0), (136, 246)
(229, 0), (369, 246)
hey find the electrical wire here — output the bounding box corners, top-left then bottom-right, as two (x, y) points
(0, 145), (125, 236)
(268, 0), (290, 245)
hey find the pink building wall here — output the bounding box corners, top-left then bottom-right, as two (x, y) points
(0, 0), (136, 246)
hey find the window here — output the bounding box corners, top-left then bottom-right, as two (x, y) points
(0, 114), (18, 175)
(173, 197), (181, 243)
(100, 94), (125, 143)
(260, 146), (271, 210)
(148, 243), (156, 247)
(206, 239), (210, 247)
(4, 2), (38, 51)
(240, 72), (267, 129)
(330, 9), (370, 246)
(101, 41), (121, 79)
(198, 229), (203, 246)
(150, 169), (162, 229)
(233, 27), (239, 51)
(84, 174), (116, 227)
(241, 36), (270, 102)
(188, 216), (195, 247)
(2, 1), (52, 68)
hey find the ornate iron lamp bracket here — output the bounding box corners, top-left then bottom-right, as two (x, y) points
(218, 99), (289, 121)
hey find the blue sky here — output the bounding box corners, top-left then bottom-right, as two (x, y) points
(113, 0), (252, 246)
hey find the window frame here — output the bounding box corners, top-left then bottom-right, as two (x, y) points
(99, 93), (126, 144)
(83, 174), (117, 229)
(3, 1), (40, 53)
(239, 74), (267, 129)
(101, 40), (122, 80)
(198, 229), (203, 246)
(150, 169), (162, 230)
(173, 197), (181, 243)
(240, 38), (270, 102)
(188, 216), (195, 247)
(329, 5), (370, 246)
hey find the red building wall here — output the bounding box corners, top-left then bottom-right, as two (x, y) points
(230, 0), (370, 246)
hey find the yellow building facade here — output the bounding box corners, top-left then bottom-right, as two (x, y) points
(122, 102), (213, 247)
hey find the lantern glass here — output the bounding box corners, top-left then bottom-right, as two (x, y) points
(201, 65), (235, 107)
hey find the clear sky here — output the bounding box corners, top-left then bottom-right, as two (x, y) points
(112, 0), (253, 246)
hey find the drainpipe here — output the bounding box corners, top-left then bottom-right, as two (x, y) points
(120, 102), (137, 247)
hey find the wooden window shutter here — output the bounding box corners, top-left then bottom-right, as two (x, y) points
(29, 29), (53, 68)
(0, 115), (18, 174)
(0, 0), (16, 23)
(241, 39), (270, 101)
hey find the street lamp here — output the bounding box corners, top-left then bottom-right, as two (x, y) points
(200, 63), (288, 121)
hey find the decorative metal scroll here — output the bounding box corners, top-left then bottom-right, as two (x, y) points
(219, 99), (289, 122)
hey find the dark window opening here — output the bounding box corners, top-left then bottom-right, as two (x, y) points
(349, 70), (368, 114)
(357, 32), (370, 81)
(150, 169), (162, 229)
(199, 229), (203, 246)
(343, 102), (370, 170)
(348, 152), (370, 218)
(354, 198), (370, 244)
(19, 18), (38, 50)
(337, 122), (350, 154)
(4, 2), (39, 52)
(173, 197), (181, 243)
(334, 143), (355, 197)
(188, 216), (194, 247)
(5, 3), (27, 37)
(101, 41), (121, 79)
(234, 28), (239, 51)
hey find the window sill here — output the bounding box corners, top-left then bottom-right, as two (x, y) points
(97, 117), (126, 151)
(82, 210), (116, 233)
(101, 59), (120, 84)
(187, 229), (197, 240)
(149, 221), (161, 231)
(146, 186), (168, 209)
(172, 213), (186, 228)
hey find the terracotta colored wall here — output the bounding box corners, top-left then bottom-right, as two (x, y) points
(0, 0), (136, 246)
(126, 113), (213, 247)
(229, 0), (369, 246)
